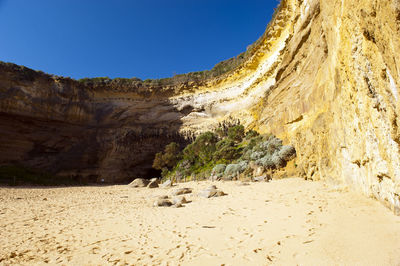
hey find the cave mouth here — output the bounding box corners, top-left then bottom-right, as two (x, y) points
(144, 168), (162, 180)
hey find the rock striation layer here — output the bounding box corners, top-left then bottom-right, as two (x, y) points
(1, 0), (400, 212)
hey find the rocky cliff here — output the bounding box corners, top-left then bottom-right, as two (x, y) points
(0, 64), (190, 183)
(1, 0), (400, 213)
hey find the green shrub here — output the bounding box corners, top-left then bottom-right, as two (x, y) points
(224, 161), (248, 179)
(253, 136), (283, 155)
(278, 145), (296, 161)
(78, 77), (111, 84)
(183, 131), (218, 164)
(153, 122), (296, 181)
(250, 151), (264, 161)
(211, 164), (227, 178)
(256, 156), (276, 169)
(245, 129), (260, 139)
(152, 142), (181, 170)
(240, 134), (296, 171)
(271, 153), (286, 168)
(175, 160), (192, 177)
(228, 125), (245, 142)
(213, 138), (241, 161)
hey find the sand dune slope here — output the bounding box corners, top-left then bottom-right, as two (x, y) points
(1, 178), (399, 265)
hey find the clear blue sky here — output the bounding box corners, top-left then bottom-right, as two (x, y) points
(0, 0), (278, 80)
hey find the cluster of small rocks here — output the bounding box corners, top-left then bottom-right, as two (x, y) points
(153, 195), (189, 208)
(129, 178), (158, 188)
(129, 178), (229, 208)
(129, 178), (175, 189)
(153, 187), (193, 208)
(154, 185), (227, 208)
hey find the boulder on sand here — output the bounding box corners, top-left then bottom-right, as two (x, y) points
(172, 188), (192, 196)
(154, 195), (188, 208)
(129, 178), (149, 188)
(153, 199), (173, 207)
(172, 196), (188, 205)
(253, 174), (272, 182)
(172, 202), (183, 208)
(160, 180), (172, 188)
(147, 178), (159, 188)
(199, 185), (227, 198)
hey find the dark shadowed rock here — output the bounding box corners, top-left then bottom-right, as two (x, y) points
(0, 63), (187, 184)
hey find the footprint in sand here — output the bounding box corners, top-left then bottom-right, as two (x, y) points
(266, 255), (275, 262)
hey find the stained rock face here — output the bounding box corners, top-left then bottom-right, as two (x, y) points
(1, 0), (400, 213)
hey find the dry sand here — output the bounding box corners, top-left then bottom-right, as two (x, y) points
(1, 178), (400, 265)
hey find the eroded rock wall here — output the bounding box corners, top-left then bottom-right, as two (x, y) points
(168, 0), (400, 213)
(0, 0), (399, 212)
(255, 0), (400, 214)
(0, 65), (188, 182)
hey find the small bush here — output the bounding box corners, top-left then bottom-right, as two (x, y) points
(271, 153), (286, 168)
(211, 164), (226, 178)
(183, 131), (218, 164)
(254, 136), (282, 155)
(152, 142), (181, 170)
(250, 151), (264, 161)
(224, 161), (247, 177)
(213, 139), (241, 161)
(224, 164), (242, 179)
(279, 145), (296, 161)
(228, 125), (245, 142)
(256, 156), (276, 169)
(245, 130), (259, 139)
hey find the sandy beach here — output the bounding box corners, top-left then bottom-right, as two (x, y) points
(1, 178), (400, 265)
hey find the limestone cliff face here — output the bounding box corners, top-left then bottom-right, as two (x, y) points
(0, 64), (189, 182)
(1, 0), (400, 212)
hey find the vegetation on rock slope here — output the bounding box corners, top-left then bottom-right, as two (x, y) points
(153, 122), (296, 182)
